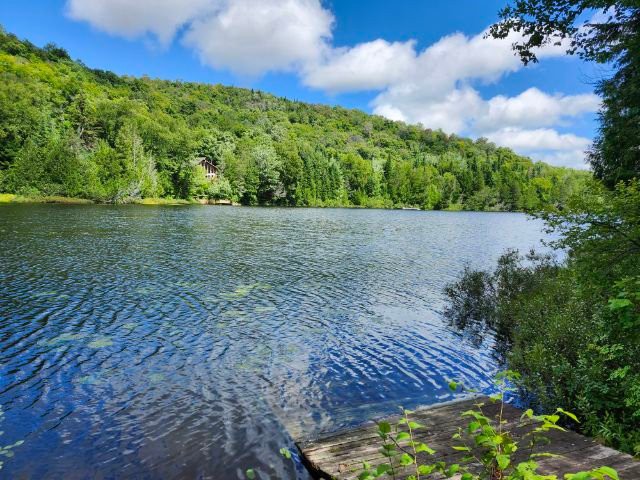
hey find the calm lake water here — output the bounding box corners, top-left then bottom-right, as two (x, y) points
(0, 205), (550, 479)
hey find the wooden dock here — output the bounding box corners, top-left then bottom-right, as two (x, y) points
(296, 397), (640, 479)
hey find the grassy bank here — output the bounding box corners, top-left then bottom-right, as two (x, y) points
(0, 193), (200, 206)
(0, 193), (93, 204)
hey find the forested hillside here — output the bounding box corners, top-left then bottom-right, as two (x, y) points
(0, 28), (588, 209)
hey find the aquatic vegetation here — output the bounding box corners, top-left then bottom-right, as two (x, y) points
(221, 282), (274, 301)
(33, 291), (57, 298)
(148, 373), (165, 383)
(75, 375), (101, 385)
(220, 284), (255, 300)
(88, 337), (113, 348)
(221, 309), (248, 317)
(254, 305), (276, 313)
(45, 333), (87, 346)
(0, 407), (24, 470)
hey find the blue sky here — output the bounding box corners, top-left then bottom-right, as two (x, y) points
(1, 1), (605, 168)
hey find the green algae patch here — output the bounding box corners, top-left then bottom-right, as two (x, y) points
(75, 375), (101, 385)
(220, 282), (273, 301)
(46, 333), (87, 346)
(254, 306), (276, 313)
(148, 373), (165, 383)
(88, 337), (113, 348)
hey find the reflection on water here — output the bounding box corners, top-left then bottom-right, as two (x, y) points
(0, 205), (549, 479)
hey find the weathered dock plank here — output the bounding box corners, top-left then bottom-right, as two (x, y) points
(296, 397), (640, 480)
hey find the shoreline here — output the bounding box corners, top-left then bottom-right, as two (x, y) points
(0, 193), (530, 213)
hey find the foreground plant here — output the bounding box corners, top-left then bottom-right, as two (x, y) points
(358, 372), (618, 480)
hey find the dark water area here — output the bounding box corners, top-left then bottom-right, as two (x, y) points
(0, 205), (551, 479)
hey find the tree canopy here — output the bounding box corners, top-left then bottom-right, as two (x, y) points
(0, 26), (588, 209)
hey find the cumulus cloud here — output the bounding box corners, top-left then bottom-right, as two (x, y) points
(67, 0), (333, 74)
(303, 39), (416, 92)
(369, 29), (573, 130)
(483, 128), (593, 169)
(66, 0), (214, 45)
(478, 88), (600, 130)
(485, 128), (592, 152)
(183, 0), (333, 75)
(65, 0), (598, 168)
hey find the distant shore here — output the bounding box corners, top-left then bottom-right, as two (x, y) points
(0, 193), (531, 213)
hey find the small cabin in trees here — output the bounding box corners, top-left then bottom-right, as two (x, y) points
(197, 157), (218, 180)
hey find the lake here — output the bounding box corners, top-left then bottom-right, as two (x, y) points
(0, 205), (550, 479)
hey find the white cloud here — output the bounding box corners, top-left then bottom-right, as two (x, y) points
(478, 88), (600, 130)
(184, 0), (333, 75)
(485, 128), (592, 152)
(534, 150), (591, 170)
(303, 39), (416, 93)
(66, 0), (215, 45)
(369, 29), (572, 129)
(483, 128), (593, 170)
(67, 0), (333, 74)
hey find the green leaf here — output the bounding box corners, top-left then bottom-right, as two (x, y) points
(417, 464), (435, 475)
(556, 408), (580, 423)
(399, 453), (414, 466)
(467, 421), (481, 433)
(279, 447), (292, 459)
(245, 468), (256, 479)
(448, 380), (458, 391)
(565, 473), (592, 480)
(396, 431), (410, 441)
(452, 445), (470, 451)
(378, 421), (391, 434)
(608, 298), (632, 310)
(521, 408), (534, 420)
(415, 443), (436, 455)
(496, 454), (510, 470)
(593, 466), (619, 480)
(380, 446), (397, 457)
(408, 421), (424, 430)
(446, 464), (461, 476)
(375, 464), (391, 476)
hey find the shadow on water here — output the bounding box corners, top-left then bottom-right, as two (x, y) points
(0, 205), (552, 478)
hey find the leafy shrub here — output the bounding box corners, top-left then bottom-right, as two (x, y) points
(444, 183), (640, 455)
(358, 373), (619, 480)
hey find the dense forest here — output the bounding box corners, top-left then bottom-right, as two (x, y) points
(0, 27), (588, 210)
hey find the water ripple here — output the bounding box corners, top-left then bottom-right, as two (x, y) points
(0, 205), (550, 479)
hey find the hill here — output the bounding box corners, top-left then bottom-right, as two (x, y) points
(0, 27), (588, 209)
